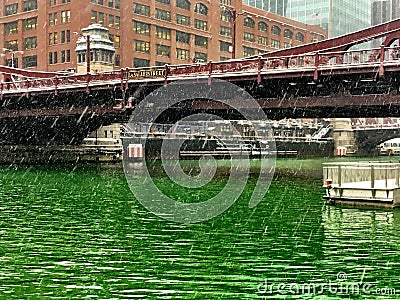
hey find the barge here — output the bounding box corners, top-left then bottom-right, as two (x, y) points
(323, 162), (400, 209)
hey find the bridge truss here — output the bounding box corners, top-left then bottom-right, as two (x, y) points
(1, 19), (400, 144)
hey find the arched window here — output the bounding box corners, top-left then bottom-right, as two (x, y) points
(244, 17), (254, 28)
(283, 29), (293, 39)
(258, 21), (268, 32)
(296, 32), (305, 42)
(271, 25), (281, 36)
(220, 10), (231, 22)
(194, 3), (208, 15)
(176, 0), (190, 10)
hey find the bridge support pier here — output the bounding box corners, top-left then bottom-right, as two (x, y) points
(331, 118), (357, 156)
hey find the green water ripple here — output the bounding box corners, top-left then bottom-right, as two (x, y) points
(0, 163), (398, 299)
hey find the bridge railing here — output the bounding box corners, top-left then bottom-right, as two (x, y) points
(1, 46), (399, 94)
(0, 70), (123, 94)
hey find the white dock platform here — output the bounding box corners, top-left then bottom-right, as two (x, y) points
(323, 162), (400, 209)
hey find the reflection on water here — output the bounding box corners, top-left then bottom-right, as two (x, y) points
(0, 163), (398, 299)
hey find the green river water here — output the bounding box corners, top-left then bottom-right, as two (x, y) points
(0, 158), (399, 299)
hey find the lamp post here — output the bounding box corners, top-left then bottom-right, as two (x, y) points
(85, 35), (91, 74)
(220, 6), (239, 59)
(2, 48), (22, 68)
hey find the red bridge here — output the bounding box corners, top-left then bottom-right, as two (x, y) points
(2, 19), (400, 145)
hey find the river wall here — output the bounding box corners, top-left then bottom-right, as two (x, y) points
(0, 139), (333, 165)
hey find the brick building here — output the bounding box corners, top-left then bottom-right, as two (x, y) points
(0, 0), (326, 72)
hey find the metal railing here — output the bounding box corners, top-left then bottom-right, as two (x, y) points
(1, 46), (399, 95)
(323, 162), (400, 190)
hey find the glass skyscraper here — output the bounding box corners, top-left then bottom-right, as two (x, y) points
(371, 0), (400, 25)
(243, 0), (371, 37)
(242, 0), (288, 16)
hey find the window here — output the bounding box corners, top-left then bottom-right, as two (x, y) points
(194, 35), (208, 48)
(114, 35), (120, 48)
(258, 21), (268, 32)
(61, 10), (71, 23)
(98, 12), (105, 25)
(98, 0), (104, 4)
(176, 31), (190, 43)
(296, 32), (305, 42)
(61, 30), (70, 43)
(49, 51), (58, 64)
(157, 0), (170, 3)
(6, 4), (18, 16)
(220, 41), (231, 52)
(108, 34), (121, 48)
(156, 61), (167, 66)
(115, 54), (120, 66)
(220, 11), (231, 22)
(283, 42), (292, 48)
(134, 40), (150, 53)
(176, 0), (190, 10)
(258, 49), (268, 55)
(283, 29), (293, 39)
(4, 22), (18, 35)
(156, 26), (171, 40)
(243, 32), (254, 42)
(220, 26), (231, 37)
(156, 44), (171, 57)
(134, 58), (150, 67)
(5, 58), (18, 68)
(133, 21), (150, 35)
(133, 3), (150, 16)
(244, 17), (254, 29)
(108, 0), (114, 7)
(109, 15), (115, 27)
(114, 16), (120, 29)
(271, 25), (281, 36)
(194, 3), (208, 15)
(194, 19), (207, 31)
(62, 0), (70, 2)
(156, 9), (171, 21)
(258, 36), (268, 46)
(5, 40), (18, 51)
(61, 50), (70, 63)
(220, 56), (229, 61)
(24, 37), (37, 50)
(194, 52), (207, 62)
(23, 17), (37, 31)
(23, 55), (37, 68)
(243, 46), (255, 57)
(176, 48), (190, 60)
(49, 0), (57, 6)
(23, 0), (37, 12)
(271, 39), (280, 49)
(49, 13), (58, 26)
(49, 32), (58, 45)
(91, 9), (97, 21)
(176, 14), (190, 26)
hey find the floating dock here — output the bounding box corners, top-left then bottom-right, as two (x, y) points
(323, 162), (400, 209)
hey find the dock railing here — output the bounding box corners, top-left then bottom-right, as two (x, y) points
(323, 162), (400, 190)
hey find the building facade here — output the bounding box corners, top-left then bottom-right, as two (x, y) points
(0, 0), (326, 72)
(371, 0), (400, 25)
(244, 0), (371, 38)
